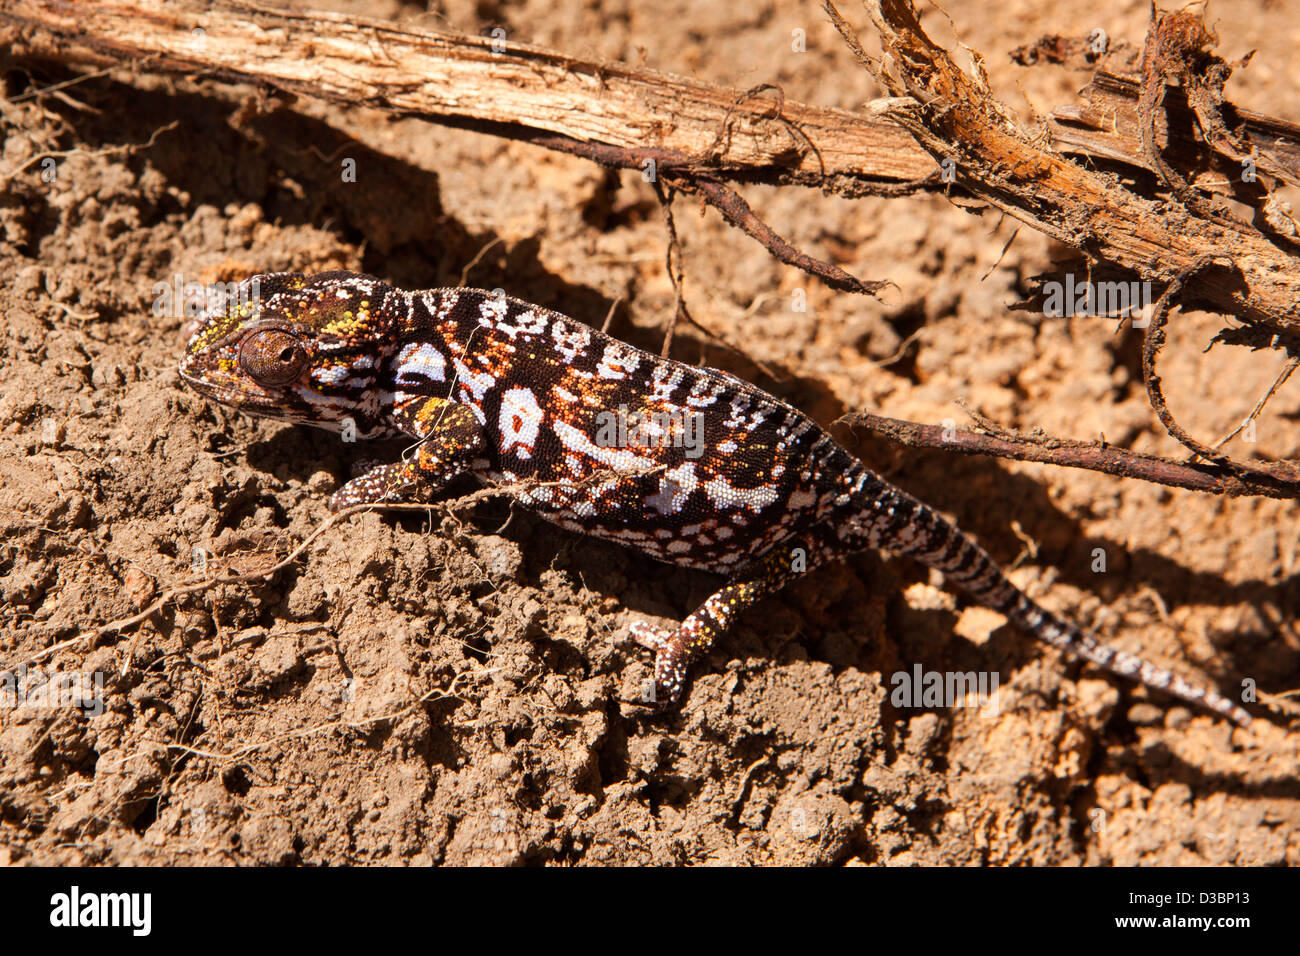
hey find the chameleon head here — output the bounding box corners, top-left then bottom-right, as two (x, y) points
(178, 271), (394, 436)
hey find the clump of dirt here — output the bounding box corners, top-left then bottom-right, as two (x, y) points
(0, 0), (1296, 865)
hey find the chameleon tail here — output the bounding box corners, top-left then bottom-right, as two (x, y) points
(840, 468), (1252, 726)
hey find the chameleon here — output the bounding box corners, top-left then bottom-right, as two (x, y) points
(178, 270), (1251, 726)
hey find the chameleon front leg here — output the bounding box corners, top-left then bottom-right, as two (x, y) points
(630, 528), (833, 705)
(329, 396), (484, 510)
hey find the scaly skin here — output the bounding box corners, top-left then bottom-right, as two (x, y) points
(179, 271), (1251, 724)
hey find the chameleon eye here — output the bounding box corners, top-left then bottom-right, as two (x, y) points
(239, 329), (307, 387)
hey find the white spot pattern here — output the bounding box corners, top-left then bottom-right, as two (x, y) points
(394, 342), (447, 385)
(551, 319), (592, 363)
(597, 342), (642, 380)
(645, 463), (698, 515)
(312, 365), (349, 385)
(498, 386), (543, 460)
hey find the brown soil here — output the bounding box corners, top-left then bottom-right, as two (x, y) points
(1, 0), (1297, 865)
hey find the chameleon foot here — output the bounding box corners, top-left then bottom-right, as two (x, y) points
(628, 620), (691, 707)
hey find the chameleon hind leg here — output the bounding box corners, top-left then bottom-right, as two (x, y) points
(329, 396), (484, 510)
(630, 527), (835, 704)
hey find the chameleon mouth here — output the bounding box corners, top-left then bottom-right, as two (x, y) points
(176, 363), (213, 397)
(177, 358), (228, 400)
(177, 359), (282, 416)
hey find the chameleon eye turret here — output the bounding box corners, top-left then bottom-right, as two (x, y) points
(239, 329), (308, 387)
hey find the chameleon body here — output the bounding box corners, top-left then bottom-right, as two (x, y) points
(179, 271), (1250, 725)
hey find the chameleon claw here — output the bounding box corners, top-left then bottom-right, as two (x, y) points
(628, 619), (670, 651)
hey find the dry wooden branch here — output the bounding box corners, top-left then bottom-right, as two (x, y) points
(838, 411), (1300, 500)
(1140, 256), (1300, 488)
(1050, 69), (1300, 191)
(5, 0), (913, 183)
(0, 0), (933, 296)
(826, 0), (1300, 335)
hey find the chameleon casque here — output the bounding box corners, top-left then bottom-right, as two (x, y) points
(179, 271), (1250, 725)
